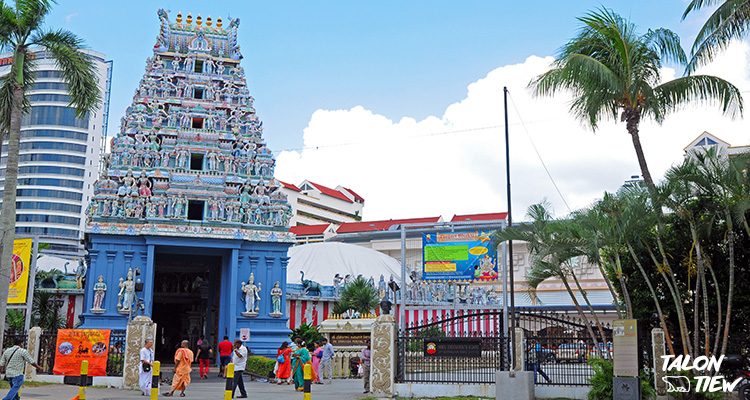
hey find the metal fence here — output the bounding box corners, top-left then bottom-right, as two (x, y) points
(519, 310), (613, 386)
(397, 310), (509, 384)
(38, 330), (57, 374)
(106, 330), (127, 376)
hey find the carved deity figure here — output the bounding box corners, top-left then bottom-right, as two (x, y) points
(333, 274), (343, 298)
(377, 274), (387, 301)
(92, 275), (107, 311)
(118, 269), (136, 312)
(241, 273), (261, 314)
(270, 281), (283, 316)
(138, 171), (152, 197)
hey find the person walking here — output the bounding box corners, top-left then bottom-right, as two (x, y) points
(139, 339), (155, 396)
(275, 342), (292, 385)
(231, 340), (248, 398)
(311, 342), (323, 384)
(164, 340), (194, 397)
(217, 336), (233, 378)
(291, 338), (310, 392)
(361, 343), (371, 394)
(196, 339), (212, 380)
(319, 338), (334, 384)
(0, 338), (42, 400)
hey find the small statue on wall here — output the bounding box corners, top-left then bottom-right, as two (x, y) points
(91, 275), (107, 313)
(270, 281), (283, 318)
(118, 268), (137, 314)
(241, 273), (260, 317)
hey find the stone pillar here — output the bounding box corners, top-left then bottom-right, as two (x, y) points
(25, 327), (42, 379)
(652, 328), (667, 399)
(514, 327), (525, 371)
(123, 316), (157, 389)
(370, 314), (396, 399)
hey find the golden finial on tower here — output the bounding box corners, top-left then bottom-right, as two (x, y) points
(196, 15), (202, 26)
(176, 12), (183, 24)
(216, 17), (223, 28)
(186, 13), (193, 25)
(206, 16), (213, 27)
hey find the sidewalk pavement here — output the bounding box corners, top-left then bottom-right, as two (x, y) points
(13, 376), (370, 400)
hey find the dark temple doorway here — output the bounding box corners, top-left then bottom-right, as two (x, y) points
(152, 252), (222, 362)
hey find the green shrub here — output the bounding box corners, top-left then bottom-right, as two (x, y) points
(246, 355), (275, 377)
(290, 322), (324, 345)
(587, 358), (655, 400)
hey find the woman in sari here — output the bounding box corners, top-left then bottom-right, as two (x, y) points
(164, 340), (194, 397)
(276, 341), (292, 384)
(291, 339), (311, 391)
(311, 342), (323, 384)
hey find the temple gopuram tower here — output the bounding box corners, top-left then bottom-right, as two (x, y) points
(81, 9), (293, 358)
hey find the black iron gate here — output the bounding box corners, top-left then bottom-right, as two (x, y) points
(396, 309), (509, 384)
(518, 310), (613, 386)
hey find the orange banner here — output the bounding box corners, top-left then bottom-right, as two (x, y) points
(53, 329), (111, 376)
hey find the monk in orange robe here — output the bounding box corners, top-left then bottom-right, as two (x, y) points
(164, 340), (194, 397)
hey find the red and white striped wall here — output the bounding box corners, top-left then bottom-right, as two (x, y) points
(287, 299), (503, 335)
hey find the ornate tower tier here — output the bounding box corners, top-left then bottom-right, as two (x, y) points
(82, 10), (293, 358)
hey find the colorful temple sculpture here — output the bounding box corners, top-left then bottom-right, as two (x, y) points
(81, 9), (294, 357)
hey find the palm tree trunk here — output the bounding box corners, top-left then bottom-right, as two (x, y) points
(689, 221), (710, 356)
(707, 262), (722, 357)
(645, 245), (687, 356)
(597, 258), (623, 319)
(649, 234), (692, 355)
(613, 255), (633, 319)
(0, 49), (25, 346)
(560, 274), (600, 348)
(693, 262), (701, 356)
(626, 243), (675, 356)
(720, 208), (736, 357)
(624, 111), (655, 192)
(570, 268), (607, 345)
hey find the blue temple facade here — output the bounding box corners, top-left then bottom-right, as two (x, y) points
(81, 10), (294, 357)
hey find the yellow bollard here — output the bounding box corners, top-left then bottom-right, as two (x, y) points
(150, 361), (160, 399)
(303, 363), (311, 400)
(223, 363), (234, 400)
(78, 360), (88, 400)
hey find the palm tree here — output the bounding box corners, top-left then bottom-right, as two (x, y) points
(337, 276), (378, 315)
(530, 8), (742, 193)
(495, 203), (602, 346)
(683, 0), (750, 71)
(0, 0), (101, 344)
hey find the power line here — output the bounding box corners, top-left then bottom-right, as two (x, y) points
(268, 124), (502, 154)
(507, 92), (572, 213)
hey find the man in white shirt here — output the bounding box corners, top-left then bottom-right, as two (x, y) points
(232, 340), (248, 398)
(139, 339), (155, 396)
(0, 338), (42, 400)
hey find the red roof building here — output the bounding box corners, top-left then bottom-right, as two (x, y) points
(336, 217), (442, 234)
(451, 212), (508, 222)
(279, 180), (365, 227)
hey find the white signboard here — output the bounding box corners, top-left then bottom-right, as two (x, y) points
(239, 328), (250, 342)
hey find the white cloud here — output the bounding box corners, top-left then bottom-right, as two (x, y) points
(275, 42), (750, 221)
(65, 13), (78, 24)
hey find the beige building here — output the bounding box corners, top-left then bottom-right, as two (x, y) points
(280, 180), (364, 226)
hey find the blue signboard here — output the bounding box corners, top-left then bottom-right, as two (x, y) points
(422, 231), (498, 281)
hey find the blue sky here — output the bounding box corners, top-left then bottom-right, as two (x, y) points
(45, 0), (704, 154)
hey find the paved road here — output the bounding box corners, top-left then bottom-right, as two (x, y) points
(10, 376), (369, 400)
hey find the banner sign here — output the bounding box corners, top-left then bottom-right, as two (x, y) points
(424, 337), (482, 357)
(53, 329), (111, 376)
(329, 333), (371, 347)
(422, 231), (498, 281)
(8, 238), (33, 304)
(613, 319), (639, 377)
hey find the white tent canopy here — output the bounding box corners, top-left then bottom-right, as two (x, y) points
(287, 242), (401, 286)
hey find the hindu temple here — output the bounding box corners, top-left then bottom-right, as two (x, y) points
(80, 9), (294, 358)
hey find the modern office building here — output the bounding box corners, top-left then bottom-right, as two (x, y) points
(0, 50), (112, 257)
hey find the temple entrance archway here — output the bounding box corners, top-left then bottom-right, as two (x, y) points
(151, 251), (222, 362)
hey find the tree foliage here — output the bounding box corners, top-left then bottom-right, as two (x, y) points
(337, 276), (378, 315)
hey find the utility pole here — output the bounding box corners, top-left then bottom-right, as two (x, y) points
(504, 86), (516, 368)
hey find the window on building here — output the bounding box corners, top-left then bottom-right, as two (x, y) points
(15, 226), (79, 238)
(15, 201), (81, 213)
(16, 214), (80, 225)
(187, 200), (204, 221)
(1, 154), (86, 165)
(29, 93), (72, 103)
(191, 117), (204, 129)
(194, 60), (204, 73)
(190, 153), (204, 170)
(17, 141), (87, 153)
(194, 88), (204, 100)
(35, 70), (64, 79)
(15, 177), (83, 189)
(5, 166), (85, 177)
(21, 105), (89, 128)
(30, 82), (68, 91)
(16, 189), (82, 201)
(19, 129), (88, 141)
